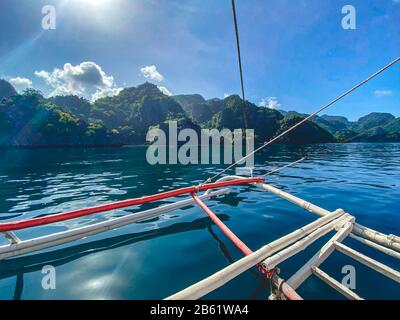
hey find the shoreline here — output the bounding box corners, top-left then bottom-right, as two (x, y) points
(0, 141), (399, 149)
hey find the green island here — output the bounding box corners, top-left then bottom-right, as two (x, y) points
(1, 79), (399, 147)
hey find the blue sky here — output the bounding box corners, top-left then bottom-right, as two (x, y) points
(0, 0), (399, 120)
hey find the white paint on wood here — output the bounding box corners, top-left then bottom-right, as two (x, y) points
(334, 241), (400, 283)
(311, 266), (363, 300)
(349, 233), (400, 260)
(166, 210), (346, 300)
(255, 182), (400, 253)
(286, 221), (354, 289)
(0, 189), (229, 260)
(262, 215), (350, 270)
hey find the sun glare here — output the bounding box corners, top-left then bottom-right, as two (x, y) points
(84, 0), (107, 6)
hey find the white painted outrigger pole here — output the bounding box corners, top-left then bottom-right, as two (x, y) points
(0, 189), (229, 260)
(167, 176), (399, 300)
(0, 174), (398, 300)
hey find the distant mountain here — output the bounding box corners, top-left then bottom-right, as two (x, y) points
(90, 83), (200, 144)
(316, 115), (353, 133)
(209, 95), (285, 143)
(356, 112), (395, 131)
(0, 78), (398, 146)
(49, 95), (92, 121)
(172, 94), (211, 125)
(384, 118), (400, 133)
(280, 110), (400, 142)
(0, 89), (108, 146)
(0, 82), (199, 146)
(172, 94), (224, 126)
(278, 114), (335, 144)
(172, 94), (335, 144)
(353, 114), (400, 142)
(0, 79), (17, 100)
(176, 96), (334, 144)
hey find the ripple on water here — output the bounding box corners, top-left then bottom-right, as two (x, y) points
(0, 144), (398, 299)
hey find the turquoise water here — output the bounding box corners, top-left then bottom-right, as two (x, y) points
(0, 143), (399, 300)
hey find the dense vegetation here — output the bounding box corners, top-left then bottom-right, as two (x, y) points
(0, 89), (107, 146)
(0, 79), (398, 147)
(91, 83), (199, 144)
(278, 110), (400, 143)
(0, 79), (17, 100)
(314, 112), (400, 142)
(0, 81), (199, 146)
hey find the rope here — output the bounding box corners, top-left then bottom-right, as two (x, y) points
(301, 120), (399, 163)
(262, 104), (399, 173)
(263, 157), (307, 176)
(205, 56), (400, 183)
(231, 0), (248, 130)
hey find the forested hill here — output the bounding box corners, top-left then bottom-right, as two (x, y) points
(0, 79), (398, 146)
(279, 110), (400, 142)
(173, 94), (335, 144)
(0, 82), (198, 146)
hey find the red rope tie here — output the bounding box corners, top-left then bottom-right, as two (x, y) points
(258, 265), (275, 278)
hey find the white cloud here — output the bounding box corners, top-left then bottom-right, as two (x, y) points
(259, 97), (281, 109)
(374, 90), (393, 97)
(140, 65), (164, 82)
(158, 86), (172, 96)
(9, 77), (32, 92)
(35, 61), (122, 101)
(91, 87), (124, 101)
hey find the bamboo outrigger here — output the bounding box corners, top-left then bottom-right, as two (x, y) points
(1, 0), (398, 302)
(1, 175), (398, 300)
(167, 176), (400, 300)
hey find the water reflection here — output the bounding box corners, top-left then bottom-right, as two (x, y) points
(0, 144), (398, 299)
(0, 215), (229, 298)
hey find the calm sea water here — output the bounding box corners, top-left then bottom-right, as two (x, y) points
(0, 143), (399, 300)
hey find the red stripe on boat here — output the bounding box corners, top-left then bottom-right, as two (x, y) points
(0, 177), (263, 232)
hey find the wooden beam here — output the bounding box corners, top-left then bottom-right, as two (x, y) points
(311, 266), (363, 300)
(262, 215), (349, 271)
(287, 221), (354, 290)
(255, 183), (400, 253)
(349, 233), (400, 260)
(334, 242), (400, 283)
(0, 189), (230, 260)
(352, 224), (400, 253)
(166, 210), (345, 300)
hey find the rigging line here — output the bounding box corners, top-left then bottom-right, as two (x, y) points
(307, 120), (398, 161)
(231, 0), (248, 130)
(341, 122), (388, 143)
(264, 112), (386, 172)
(264, 117), (397, 178)
(268, 121), (386, 177)
(263, 157), (307, 176)
(205, 56), (400, 183)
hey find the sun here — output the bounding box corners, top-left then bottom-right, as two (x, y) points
(83, 0), (107, 6)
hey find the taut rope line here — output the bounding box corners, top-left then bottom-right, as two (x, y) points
(231, 0), (249, 130)
(204, 56), (400, 183)
(263, 157), (307, 176)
